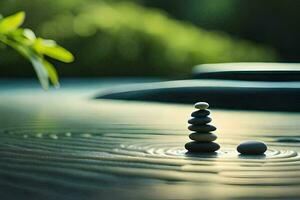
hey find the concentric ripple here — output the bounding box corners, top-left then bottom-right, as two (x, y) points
(1, 125), (300, 191)
(118, 142), (284, 158)
(116, 141), (300, 185)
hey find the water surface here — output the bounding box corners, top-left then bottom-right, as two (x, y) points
(0, 79), (300, 200)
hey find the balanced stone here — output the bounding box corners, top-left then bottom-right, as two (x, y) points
(191, 109), (210, 118)
(189, 132), (217, 142)
(237, 140), (267, 155)
(185, 141), (220, 152)
(194, 102), (209, 110)
(188, 124), (216, 132)
(188, 117), (212, 125)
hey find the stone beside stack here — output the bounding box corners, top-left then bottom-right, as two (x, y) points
(185, 102), (220, 153)
(237, 140), (267, 155)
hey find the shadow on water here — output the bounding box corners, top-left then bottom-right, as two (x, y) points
(185, 151), (219, 158)
(238, 154), (266, 159)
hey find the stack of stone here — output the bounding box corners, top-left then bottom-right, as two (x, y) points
(185, 102), (220, 153)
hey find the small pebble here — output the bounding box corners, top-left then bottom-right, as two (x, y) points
(49, 134), (58, 140)
(35, 133), (43, 138)
(188, 117), (212, 125)
(237, 140), (267, 155)
(81, 133), (92, 138)
(185, 141), (220, 153)
(65, 132), (72, 137)
(191, 109), (210, 118)
(189, 132), (217, 142)
(194, 102), (209, 110)
(188, 124), (216, 132)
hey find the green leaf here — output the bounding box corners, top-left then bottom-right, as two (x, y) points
(30, 56), (49, 90)
(34, 38), (74, 63)
(0, 11), (25, 33)
(43, 59), (60, 88)
(7, 28), (34, 46)
(2, 38), (55, 90)
(1, 37), (31, 58)
(0, 12), (74, 89)
(23, 28), (36, 41)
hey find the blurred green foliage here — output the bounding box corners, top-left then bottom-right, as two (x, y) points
(0, 0), (277, 78)
(142, 0), (299, 62)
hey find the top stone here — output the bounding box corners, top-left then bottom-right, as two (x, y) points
(194, 102), (209, 110)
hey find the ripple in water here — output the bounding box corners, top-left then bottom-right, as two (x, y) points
(1, 126), (300, 199)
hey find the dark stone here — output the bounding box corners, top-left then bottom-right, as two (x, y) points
(189, 132), (217, 142)
(188, 124), (216, 132)
(237, 140), (267, 155)
(188, 117), (212, 125)
(185, 141), (220, 152)
(191, 109), (210, 117)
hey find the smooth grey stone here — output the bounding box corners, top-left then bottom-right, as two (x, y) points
(189, 132), (217, 142)
(237, 140), (267, 155)
(194, 102), (209, 110)
(191, 109), (210, 117)
(188, 124), (216, 132)
(188, 117), (212, 125)
(185, 141), (220, 152)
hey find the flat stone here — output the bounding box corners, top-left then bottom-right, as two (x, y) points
(194, 102), (209, 110)
(188, 117), (212, 125)
(191, 109), (210, 118)
(237, 140), (267, 155)
(189, 132), (217, 142)
(188, 124), (216, 132)
(185, 141), (220, 152)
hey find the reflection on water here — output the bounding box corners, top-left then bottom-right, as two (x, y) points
(0, 86), (300, 199)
